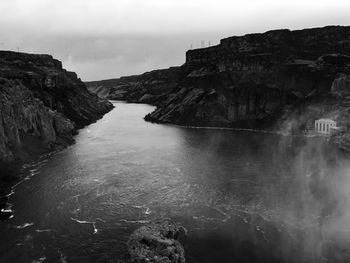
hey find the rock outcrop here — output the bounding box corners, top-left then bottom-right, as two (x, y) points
(331, 73), (350, 97)
(87, 26), (350, 134)
(0, 51), (113, 217)
(127, 221), (185, 263)
(0, 51), (113, 163)
(86, 67), (182, 105)
(0, 78), (74, 162)
(146, 26), (350, 130)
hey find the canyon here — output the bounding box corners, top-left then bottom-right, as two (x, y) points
(2, 25), (350, 260)
(87, 25), (350, 150)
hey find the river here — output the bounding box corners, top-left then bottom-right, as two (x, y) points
(1, 101), (350, 263)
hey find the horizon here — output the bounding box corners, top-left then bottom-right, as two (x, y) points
(82, 24), (349, 82)
(1, 0), (350, 81)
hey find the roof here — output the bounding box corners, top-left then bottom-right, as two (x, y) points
(315, 118), (336, 123)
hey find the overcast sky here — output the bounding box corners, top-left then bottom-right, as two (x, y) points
(1, 0), (350, 81)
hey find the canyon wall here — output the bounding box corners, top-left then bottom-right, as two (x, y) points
(86, 67), (182, 105)
(0, 51), (113, 165)
(87, 26), (350, 134)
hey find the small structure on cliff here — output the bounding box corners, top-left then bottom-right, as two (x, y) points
(315, 119), (337, 135)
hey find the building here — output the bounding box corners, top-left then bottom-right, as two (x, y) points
(315, 119), (337, 135)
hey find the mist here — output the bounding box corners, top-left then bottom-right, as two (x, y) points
(249, 134), (350, 262)
(176, 128), (350, 262)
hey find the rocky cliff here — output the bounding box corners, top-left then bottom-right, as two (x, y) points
(0, 51), (113, 214)
(87, 26), (350, 134)
(0, 51), (113, 163)
(86, 67), (182, 105)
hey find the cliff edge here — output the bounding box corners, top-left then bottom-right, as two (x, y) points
(86, 25), (350, 135)
(0, 51), (113, 218)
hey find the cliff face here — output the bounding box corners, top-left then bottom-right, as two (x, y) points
(86, 67), (182, 105)
(146, 26), (350, 129)
(87, 26), (350, 133)
(0, 51), (113, 164)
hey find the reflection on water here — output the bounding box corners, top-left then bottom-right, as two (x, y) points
(1, 101), (350, 262)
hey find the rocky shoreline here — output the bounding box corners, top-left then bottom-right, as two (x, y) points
(86, 25), (350, 149)
(0, 51), (114, 219)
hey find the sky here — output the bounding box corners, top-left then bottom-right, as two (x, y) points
(1, 0), (350, 81)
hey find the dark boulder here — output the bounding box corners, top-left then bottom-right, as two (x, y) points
(127, 221), (185, 263)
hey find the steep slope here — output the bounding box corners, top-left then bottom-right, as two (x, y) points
(87, 26), (350, 134)
(0, 51), (113, 216)
(146, 26), (350, 130)
(0, 51), (113, 163)
(86, 67), (182, 105)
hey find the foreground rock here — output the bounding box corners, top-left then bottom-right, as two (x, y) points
(127, 221), (185, 263)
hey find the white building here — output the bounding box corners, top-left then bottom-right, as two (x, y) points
(315, 119), (336, 135)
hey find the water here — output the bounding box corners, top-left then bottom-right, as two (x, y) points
(1, 101), (350, 263)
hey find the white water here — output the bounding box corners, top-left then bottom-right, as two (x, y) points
(1, 101), (350, 263)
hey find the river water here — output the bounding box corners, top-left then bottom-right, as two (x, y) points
(1, 101), (350, 263)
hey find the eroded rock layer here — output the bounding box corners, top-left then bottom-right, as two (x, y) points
(86, 26), (350, 135)
(86, 67), (182, 105)
(0, 51), (113, 165)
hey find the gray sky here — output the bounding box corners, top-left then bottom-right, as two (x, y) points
(1, 0), (350, 81)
